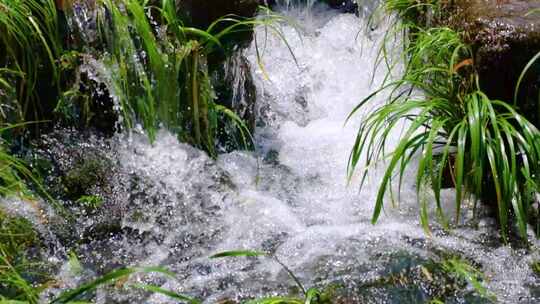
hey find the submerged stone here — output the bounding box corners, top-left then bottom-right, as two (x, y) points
(331, 250), (492, 304)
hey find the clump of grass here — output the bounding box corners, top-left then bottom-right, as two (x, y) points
(0, 124), (39, 199)
(0, 209), (37, 260)
(91, 0), (288, 155)
(441, 258), (496, 302)
(0, 209), (47, 303)
(383, 0), (439, 25)
(0, 146), (30, 198)
(348, 19), (540, 241)
(0, 0), (63, 123)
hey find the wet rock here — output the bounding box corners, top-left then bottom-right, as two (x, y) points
(33, 130), (116, 201)
(30, 129), (128, 246)
(64, 132), (237, 280)
(177, 0), (259, 37)
(323, 0), (358, 13)
(55, 53), (118, 136)
(212, 50), (258, 152)
(321, 249), (491, 304)
(442, 0), (540, 123)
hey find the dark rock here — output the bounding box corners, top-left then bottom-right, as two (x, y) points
(443, 0), (540, 123)
(30, 130), (128, 246)
(176, 0), (261, 138)
(212, 50), (257, 152)
(55, 53), (118, 136)
(177, 0), (259, 29)
(262, 0), (358, 13)
(323, 0), (358, 13)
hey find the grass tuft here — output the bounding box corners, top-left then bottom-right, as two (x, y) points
(348, 10), (540, 241)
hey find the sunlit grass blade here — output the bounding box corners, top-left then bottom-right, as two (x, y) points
(130, 284), (200, 304)
(210, 250), (267, 259)
(51, 267), (175, 303)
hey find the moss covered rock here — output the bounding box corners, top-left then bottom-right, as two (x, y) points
(62, 156), (109, 200)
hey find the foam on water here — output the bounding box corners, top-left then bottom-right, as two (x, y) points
(28, 3), (540, 303)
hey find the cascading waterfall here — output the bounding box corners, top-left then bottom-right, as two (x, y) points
(20, 2), (539, 303)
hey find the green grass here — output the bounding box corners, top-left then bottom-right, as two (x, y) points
(383, 0), (439, 25)
(532, 260), (540, 276)
(0, 0), (62, 123)
(1, 259), (197, 303)
(0, 123), (62, 214)
(348, 17), (540, 241)
(0, 0), (284, 154)
(0, 124), (40, 199)
(0, 124), (65, 301)
(91, 0), (289, 155)
(0, 209), (46, 303)
(442, 258), (496, 302)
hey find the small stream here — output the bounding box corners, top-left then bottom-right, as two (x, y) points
(4, 2), (539, 303)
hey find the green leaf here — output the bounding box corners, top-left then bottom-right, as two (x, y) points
(130, 284), (201, 304)
(210, 250), (267, 259)
(51, 267), (175, 303)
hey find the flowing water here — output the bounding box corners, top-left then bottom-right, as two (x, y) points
(5, 2), (540, 303)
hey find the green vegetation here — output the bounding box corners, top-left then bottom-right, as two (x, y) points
(532, 260), (540, 276)
(92, 0), (290, 154)
(0, 144), (30, 198)
(0, 209), (47, 303)
(0, 0), (62, 124)
(0, 0), (289, 154)
(210, 250), (336, 304)
(62, 157), (108, 200)
(75, 195), (104, 211)
(349, 1), (540, 241)
(50, 266), (193, 304)
(0, 124), (49, 200)
(382, 0), (439, 25)
(441, 258), (495, 302)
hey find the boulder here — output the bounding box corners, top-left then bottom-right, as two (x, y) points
(444, 0), (540, 123)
